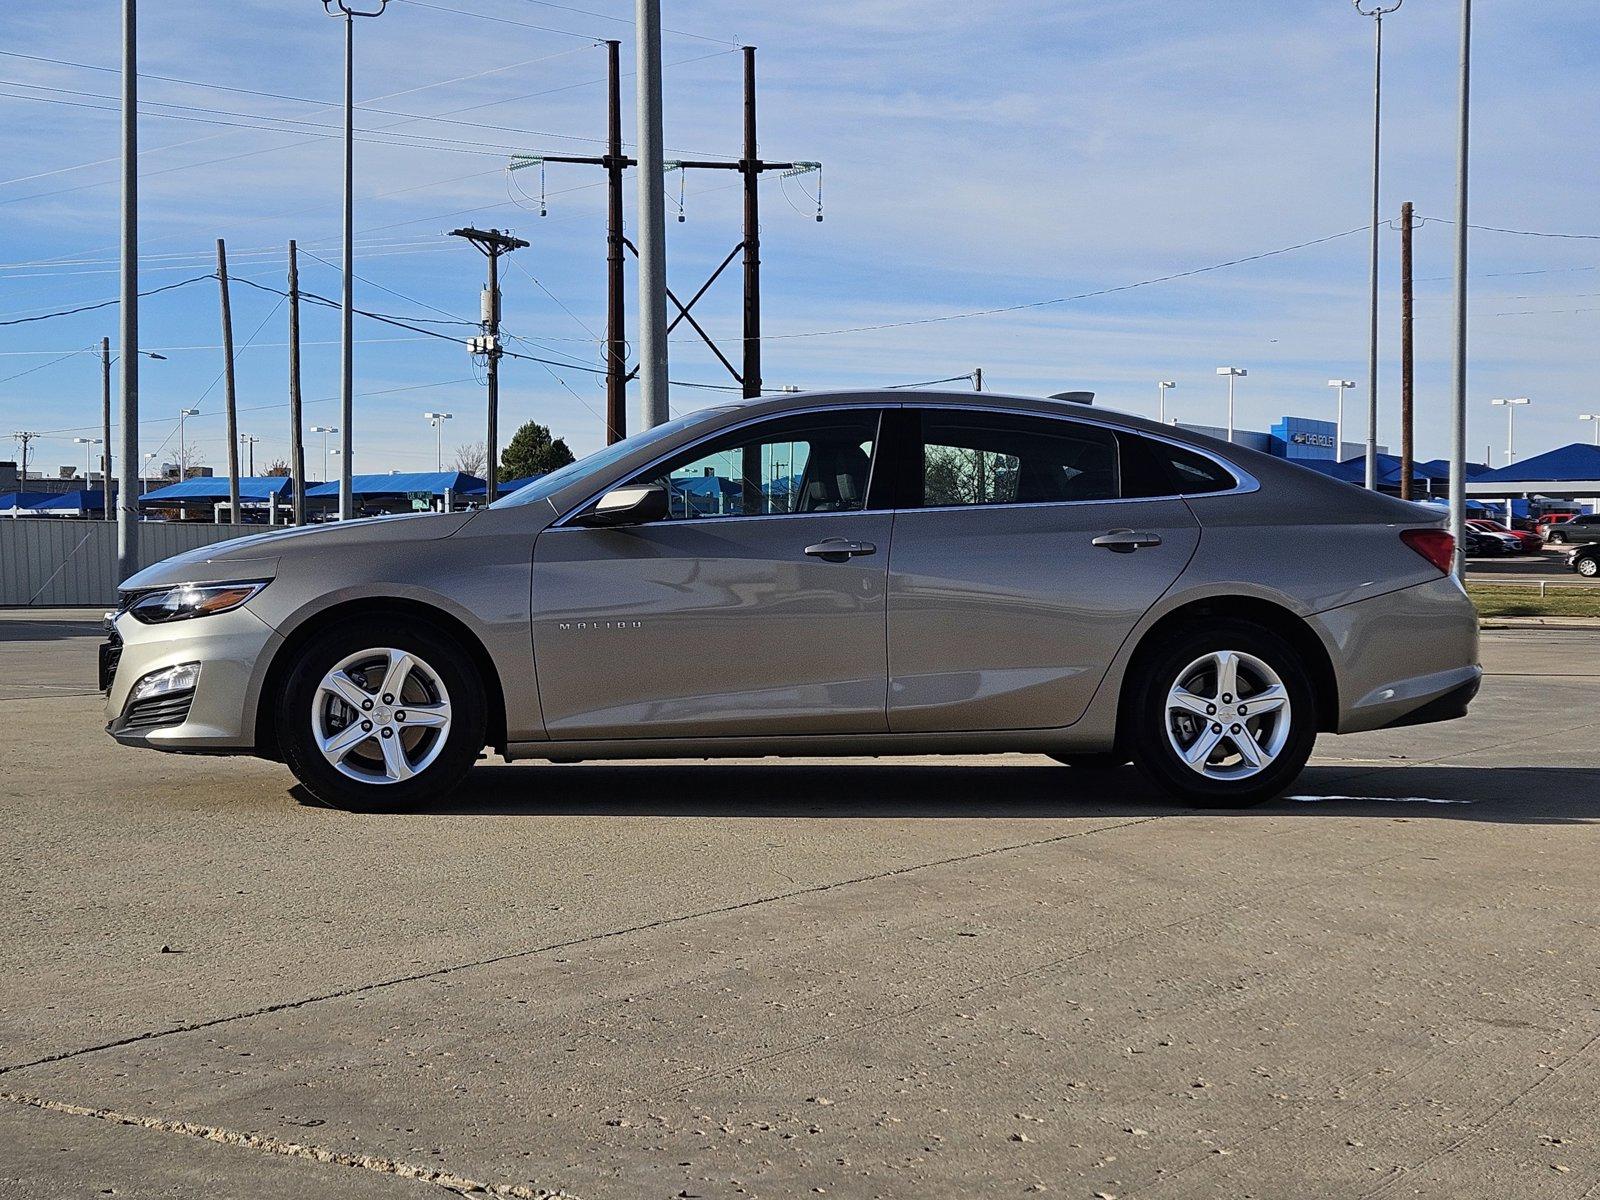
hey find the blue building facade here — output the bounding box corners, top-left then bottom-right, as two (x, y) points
(1269, 416), (1339, 462)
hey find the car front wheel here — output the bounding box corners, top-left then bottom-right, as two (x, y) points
(1126, 620), (1316, 806)
(1549, 532), (1567, 544)
(1577, 555), (1600, 578)
(278, 618), (486, 810)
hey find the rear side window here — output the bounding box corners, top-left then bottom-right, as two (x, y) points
(915, 411), (1119, 507)
(1120, 435), (1238, 497)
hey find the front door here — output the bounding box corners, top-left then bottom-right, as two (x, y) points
(887, 407), (1200, 732)
(532, 408), (892, 739)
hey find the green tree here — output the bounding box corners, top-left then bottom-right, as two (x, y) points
(499, 420), (575, 481)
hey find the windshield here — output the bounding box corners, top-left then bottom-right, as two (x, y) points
(490, 409), (722, 509)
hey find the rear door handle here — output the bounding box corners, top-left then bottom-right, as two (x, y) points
(1092, 529), (1162, 553)
(804, 538), (877, 561)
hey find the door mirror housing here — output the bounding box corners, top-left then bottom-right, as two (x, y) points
(573, 483), (669, 527)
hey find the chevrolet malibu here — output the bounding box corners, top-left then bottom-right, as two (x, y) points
(103, 391), (1481, 808)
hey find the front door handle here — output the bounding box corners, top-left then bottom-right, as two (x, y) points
(804, 538), (877, 561)
(1092, 529), (1162, 553)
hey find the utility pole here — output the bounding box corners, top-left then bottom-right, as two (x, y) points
(12, 430), (38, 502)
(635, 0), (669, 428)
(288, 239), (306, 525)
(450, 226), (528, 502)
(117, 0), (140, 580)
(217, 239), (240, 526)
(240, 434), (260, 476)
(101, 337), (113, 520)
(1355, 0), (1402, 491)
(973, 368), (984, 393)
(604, 38), (625, 441)
(1399, 201), (1415, 500)
(1448, 0), (1472, 577)
(511, 45), (820, 427)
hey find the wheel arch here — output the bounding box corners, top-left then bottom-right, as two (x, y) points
(1116, 595), (1341, 740)
(253, 597), (508, 760)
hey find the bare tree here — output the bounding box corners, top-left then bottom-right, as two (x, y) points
(453, 441), (487, 476)
(263, 457), (291, 477)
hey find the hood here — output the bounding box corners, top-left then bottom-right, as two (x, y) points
(119, 511), (477, 591)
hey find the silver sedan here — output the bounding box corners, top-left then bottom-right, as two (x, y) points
(103, 391), (1481, 808)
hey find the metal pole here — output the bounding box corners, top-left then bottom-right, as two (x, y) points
(338, 10), (355, 520)
(635, 0), (669, 427)
(1506, 403), (1515, 463)
(288, 240), (306, 525)
(1447, 0), (1471, 577)
(101, 337), (113, 521)
(486, 249), (500, 500)
(973, 368), (983, 392)
(116, 0), (140, 582)
(1364, 9), (1385, 490)
(1227, 374), (1236, 443)
(1400, 200), (1414, 500)
(740, 45), (761, 400)
(217, 239), (241, 526)
(604, 38), (626, 444)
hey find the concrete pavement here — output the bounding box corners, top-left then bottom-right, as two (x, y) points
(2, 614), (1597, 1199)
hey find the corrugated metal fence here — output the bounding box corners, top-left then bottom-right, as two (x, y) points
(0, 521), (256, 607)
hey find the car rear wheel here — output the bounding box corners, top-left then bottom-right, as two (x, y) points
(1549, 531), (1567, 544)
(1127, 620), (1316, 806)
(279, 619), (486, 810)
(1577, 555), (1600, 578)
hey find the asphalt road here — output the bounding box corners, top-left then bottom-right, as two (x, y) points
(1466, 549), (1598, 587)
(2, 611), (1598, 1200)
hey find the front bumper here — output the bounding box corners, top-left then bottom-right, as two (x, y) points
(1311, 573), (1483, 735)
(104, 605), (281, 751)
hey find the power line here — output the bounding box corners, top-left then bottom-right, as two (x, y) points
(766, 226), (1372, 341)
(1415, 214), (1600, 241)
(0, 273), (214, 326)
(387, 0), (612, 39)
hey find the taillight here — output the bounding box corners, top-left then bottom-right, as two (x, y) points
(1401, 528), (1455, 574)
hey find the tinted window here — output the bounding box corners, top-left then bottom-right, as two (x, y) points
(1155, 441), (1237, 495)
(629, 410), (881, 520)
(916, 411), (1119, 507)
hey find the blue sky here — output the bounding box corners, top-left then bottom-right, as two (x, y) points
(2, 1), (1596, 479)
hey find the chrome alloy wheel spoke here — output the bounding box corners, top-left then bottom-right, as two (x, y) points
(311, 647), (453, 785)
(1164, 649), (1293, 782)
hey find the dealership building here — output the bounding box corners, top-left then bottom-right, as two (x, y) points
(1174, 415), (1374, 464)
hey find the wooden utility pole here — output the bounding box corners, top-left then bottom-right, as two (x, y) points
(217, 239), (240, 525)
(449, 226), (528, 500)
(288, 240), (306, 524)
(101, 337), (113, 520)
(1399, 201), (1415, 501)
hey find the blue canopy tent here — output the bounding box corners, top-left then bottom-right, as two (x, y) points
(669, 474), (742, 517)
(139, 476), (303, 521)
(0, 490), (60, 516)
(1466, 444), (1600, 519)
(457, 475), (540, 499)
(304, 471), (484, 514)
(22, 489), (105, 517)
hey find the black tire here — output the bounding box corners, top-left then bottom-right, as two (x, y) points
(1549, 532), (1567, 544)
(1577, 555), (1600, 579)
(278, 617), (486, 811)
(1048, 752), (1130, 770)
(1125, 619), (1317, 807)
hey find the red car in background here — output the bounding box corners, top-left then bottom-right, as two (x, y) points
(1468, 518), (1542, 554)
(1537, 512), (1579, 536)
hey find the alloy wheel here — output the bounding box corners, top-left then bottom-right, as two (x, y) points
(1164, 649), (1292, 782)
(312, 647), (452, 784)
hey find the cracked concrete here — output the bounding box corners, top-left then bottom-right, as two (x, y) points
(2, 616), (1598, 1198)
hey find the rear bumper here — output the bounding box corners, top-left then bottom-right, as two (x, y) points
(1311, 574), (1482, 735)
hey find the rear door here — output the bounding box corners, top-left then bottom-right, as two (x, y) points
(885, 407), (1200, 733)
(531, 407), (893, 739)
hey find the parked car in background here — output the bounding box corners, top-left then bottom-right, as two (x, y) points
(1544, 514), (1600, 545)
(99, 390), (1482, 809)
(1467, 518), (1543, 554)
(1537, 512), (1580, 536)
(1462, 528), (1507, 557)
(1567, 545), (1600, 578)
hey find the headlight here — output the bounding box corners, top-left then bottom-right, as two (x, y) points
(125, 580), (269, 624)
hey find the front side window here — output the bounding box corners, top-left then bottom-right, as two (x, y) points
(915, 411), (1119, 507)
(630, 410), (882, 520)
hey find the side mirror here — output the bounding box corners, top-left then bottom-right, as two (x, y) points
(573, 483), (669, 528)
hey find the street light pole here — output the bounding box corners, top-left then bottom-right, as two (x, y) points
(1490, 397), (1530, 463)
(1216, 367), (1246, 443)
(74, 438), (102, 495)
(177, 407), (199, 478)
(311, 425), (337, 481)
(1328, 379), (1356, 461)
(1355, 0), (1402, 491)
(322, 0), (389, 522)
(1581, 414), (1600, 446)
(1157, 380), (1175, 425)
(423, 412), (453, 472)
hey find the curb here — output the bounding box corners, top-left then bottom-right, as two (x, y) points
(1480, 617), (1600, 630)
